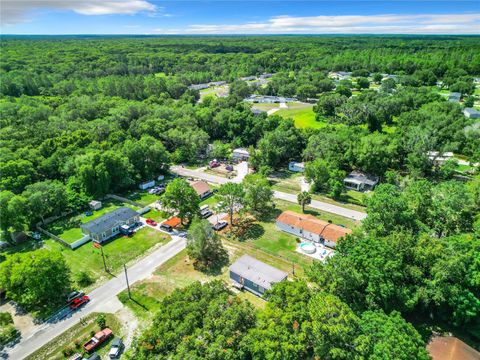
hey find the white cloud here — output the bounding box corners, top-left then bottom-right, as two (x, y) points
(1, 0), (157, 25)
(178, 13), (480, 35)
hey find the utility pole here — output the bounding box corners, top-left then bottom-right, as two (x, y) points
(292, 261), (295, 276)
(124, 264), (131, 299)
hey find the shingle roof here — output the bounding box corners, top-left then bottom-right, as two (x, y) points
(277, 210), (352, 244)
(229, 255), (288, 290)
(81, 207), (138, 234)
(344, 171), (379, 187)
(191, 181), (211, 196)
(427, 336), (480, 360)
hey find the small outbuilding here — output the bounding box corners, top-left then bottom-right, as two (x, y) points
(229, 255), (288, 297)
(343, 171), (379, 192)
(191, 181), (212, 199)
(288, 161), (305, 172)
(463, 108), (480, 119)
(89, 200), (102, 211)
(139, 180), (155, 190)
(232, 148), (250, 161)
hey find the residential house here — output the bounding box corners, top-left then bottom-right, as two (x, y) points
(89, 200), (102, 210)
(81, 207), (139, 243)
(288, 161), (305, 172)
(240, 76), (257, 81)
(208, 81), (227, 87)
(229, 255), (288, 296)
(448, 92), (461, 102)
(232, 148), (250, 161)
(343, 171), (379, 192)
(188, 83), (209, 91)
(463, 108), (480, 119)
(427, 151), (455, 165)
(276, 210), (352, 248)
(191, 181), (212, 199)
(139, 180), (155, 190)
(427, 336), (480, 360)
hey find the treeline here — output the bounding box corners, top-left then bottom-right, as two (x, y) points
(127, 280), (431, 360)
(2, 36), (479, 97)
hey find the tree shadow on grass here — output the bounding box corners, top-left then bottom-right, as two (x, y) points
(237, 223), (265, 242)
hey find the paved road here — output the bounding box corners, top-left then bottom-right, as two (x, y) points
(6, 236), (186, 360)
(170, 166), (367, 221)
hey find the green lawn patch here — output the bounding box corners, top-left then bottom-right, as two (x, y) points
(44, 226), (170, 288)
(276, 105), (326, 129)
(25, 313), (121, 360)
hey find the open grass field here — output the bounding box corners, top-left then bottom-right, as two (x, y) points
(25, 313), (121, 360)
(251, 103), (280, 111)
(276, 105), (326, 129)
(45, 200), (139, 244)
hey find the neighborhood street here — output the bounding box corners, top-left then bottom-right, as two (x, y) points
(5, 236), (186, 360)
(170, 165), (367, 221)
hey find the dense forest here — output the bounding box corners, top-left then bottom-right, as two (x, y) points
(1, 35), (479, 358)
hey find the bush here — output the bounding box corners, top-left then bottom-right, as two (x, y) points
(74, 338), (81, 348)
(62, 345), (74, 357)
(96, 314), (106, 329)
(0, 324), (18, 346)
(0, 312), (13, 326)
(75, 271), (94, 287)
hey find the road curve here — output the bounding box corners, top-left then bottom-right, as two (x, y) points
(170, 166), (367, 221)
(6, 237), (186, 360)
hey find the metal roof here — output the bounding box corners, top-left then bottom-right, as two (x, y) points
(81, 207), (138, 234)
(229, 255), (288, 290)
(344, 171), (379, 187)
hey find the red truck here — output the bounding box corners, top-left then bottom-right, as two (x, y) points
(70, 295), (89, 310)
(83, 328), (113, 353)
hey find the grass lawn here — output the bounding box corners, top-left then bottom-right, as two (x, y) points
(45, 200), (139, 244)
(269, 170), (366, 212)
(276, 105), (327, 129)
(44, 226), (170, 288)
(123, 190), (161, 206)
(199, 193), (220, 208)
(25, 313), (121, 360)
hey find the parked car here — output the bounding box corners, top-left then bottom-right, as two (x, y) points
(213, 221), (228, 231)
(200, 209), (213, 219)
(160, 224), (172, 232)
(87, 354), (100, 360)
(146, 218), (157, 226)
(120, 225), (134, 236)
(66, 290), (84, 304)
(226, 165), (234, 171)
(209, 159), (221, 168)
(109, 338), (124, 358)
(200, 204), (209, 212)
(85, 211), (93, 216)
(70, 295), (89, 310)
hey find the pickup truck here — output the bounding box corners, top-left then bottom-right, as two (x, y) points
(83, 328), (113, 352)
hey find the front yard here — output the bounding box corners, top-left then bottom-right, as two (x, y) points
(44, 226), (170, 288)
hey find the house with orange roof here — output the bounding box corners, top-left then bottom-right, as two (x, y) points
(276, 210), (352, 248)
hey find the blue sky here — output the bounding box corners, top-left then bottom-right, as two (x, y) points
(1, 1), (479, 34)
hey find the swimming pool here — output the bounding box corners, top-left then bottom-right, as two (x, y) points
(299, 242), (316, 254)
